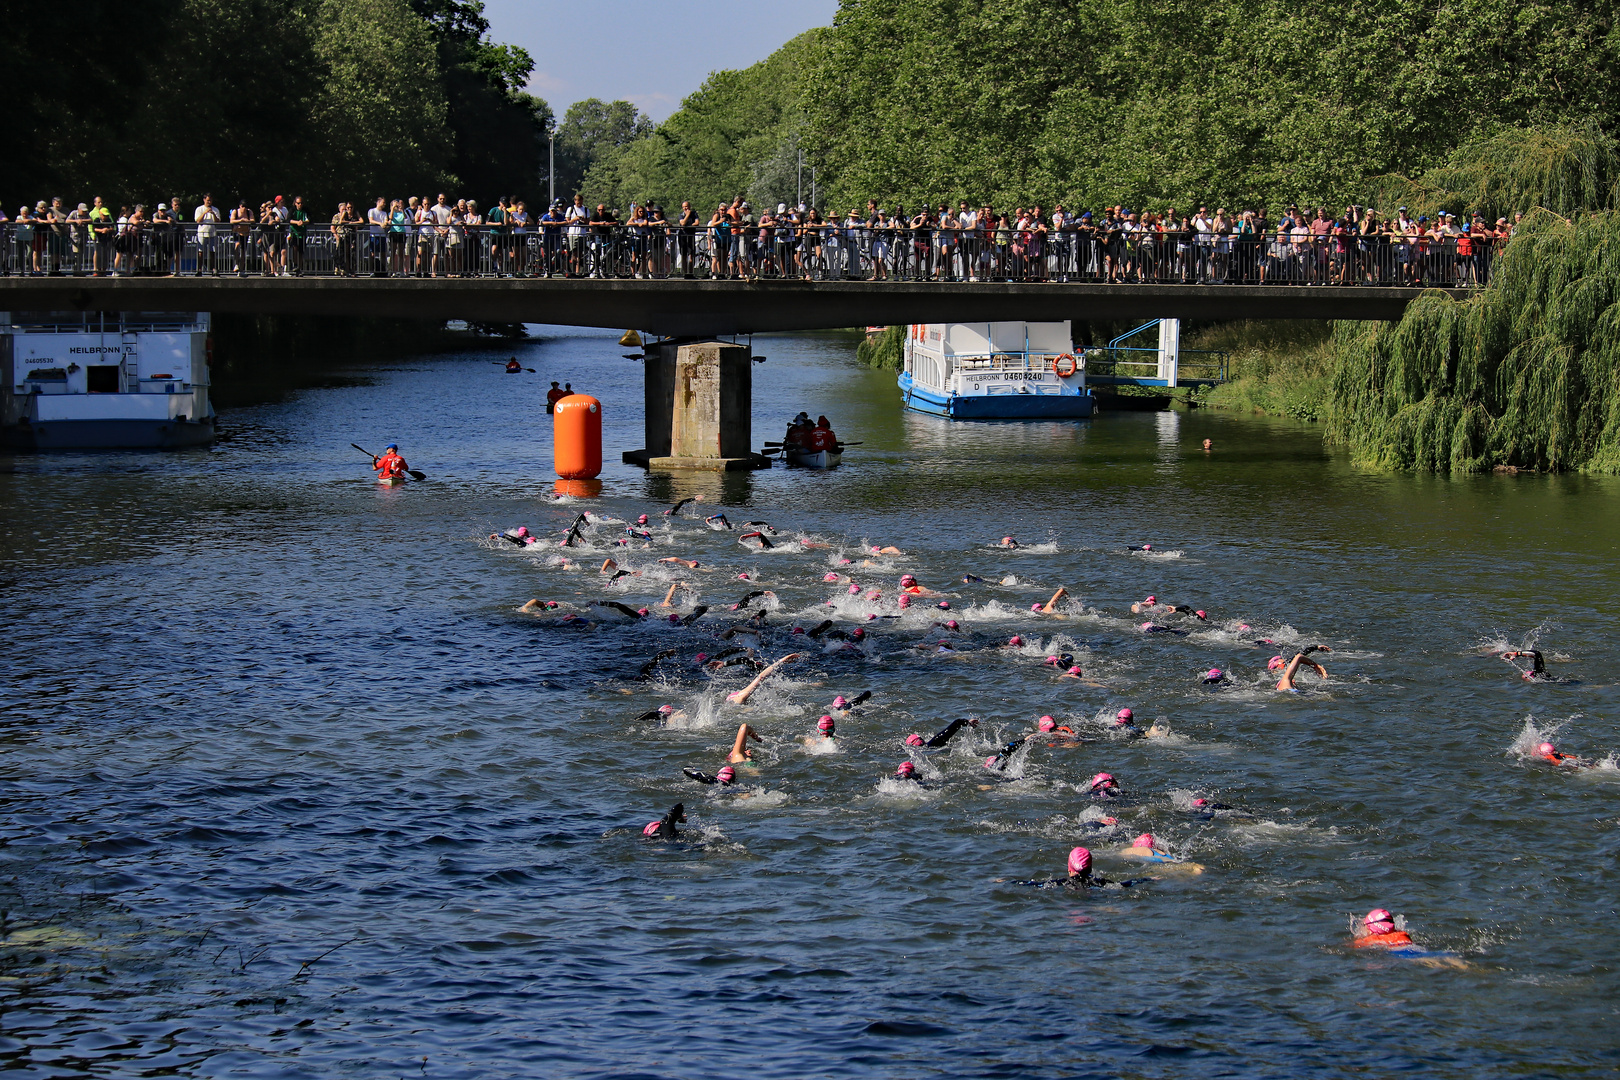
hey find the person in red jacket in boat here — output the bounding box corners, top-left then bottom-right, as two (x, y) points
(374, 443), (408, 481)
(807, 415), (838, 453)
(782, 411), (813, 449)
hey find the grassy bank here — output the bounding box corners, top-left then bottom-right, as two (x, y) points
(1193, 321), (1336, 422)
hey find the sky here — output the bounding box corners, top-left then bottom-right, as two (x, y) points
(481, 0), (839, 124)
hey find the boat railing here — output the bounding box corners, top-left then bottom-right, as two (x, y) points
(951, 351), (1072, 373)
(1083, 346), (1229, 383)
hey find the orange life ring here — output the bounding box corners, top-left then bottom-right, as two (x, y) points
(1052, 353), (1078, 378)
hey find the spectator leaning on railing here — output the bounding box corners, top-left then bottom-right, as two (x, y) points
(0, 188), (1517, 285)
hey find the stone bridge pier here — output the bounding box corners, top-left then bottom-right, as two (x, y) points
(622, 339), (772, 471)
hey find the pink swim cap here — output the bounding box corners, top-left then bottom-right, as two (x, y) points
(792, 627), (804, 634)
(1204, 668), (1223, 681)
(642, 820), (662, 836)
(898, 594), (912, 609)
(1537, 741), (1557, 756)
(1195, 610), (1206, 619)
(668, 614), (680, 624)
(1031, 603), (1043, 611)
(900, 574), (917, 585)
(1190, 797), (1208, 808)
(984, 756), (999, 768)
(1002, 536), (1015, 544)
(817, 715), (836, 733)
(1038, 716), (1056, 732)
(515, 527), (529, 537)
(832, 695), (849, 708)
(637, 607), (650, 616)
(658, 704), (674, 715)
(937, 601), (950, 610)
(637, 515), (649, 524)
(871, 545), (882, 553)
(838, 557), (852, 565)
(1008, 635), (1023, 646)
(849, 584), (862, 595)
(738, 572), (750, 580)
(866, 590), (882, 601)
(897, 761), (915, 776)
(1067, 666), (1083, 676)
(694, 653), (708, 663)
(1068, 847), (1092, 874)
(823, 573), (840, 582)
(851, 628), (865, 639)
(1142, 544), (1152, 551)
(1089, 772), (1116, 790)
(1116, 708), (1133, 722)
(946, 619), (959, 629)
(1140, 621), (1155, 631)
(905, 733), (924, 746)
(1268, 655), (1286, 670)
(1145, 595), (1156, 604)
(1043, 656), (1060, 666)
(1364, 909), (1395, 934)
(716, 766), (736, 784)
(1133, 833), (1155, 849)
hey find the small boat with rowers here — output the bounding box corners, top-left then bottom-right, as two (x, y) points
(899, 321), (1093, 419)
(775, 412), (846, 468)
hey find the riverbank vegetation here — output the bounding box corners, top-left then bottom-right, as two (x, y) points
(6, 0), (551, 207)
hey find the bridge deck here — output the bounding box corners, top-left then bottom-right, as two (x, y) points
(0, 278), (1462, 337)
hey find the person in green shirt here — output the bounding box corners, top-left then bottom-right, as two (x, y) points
(88, 197), (113, 275)
(486, 196), (507, 275)
(288, 195), (309, 275)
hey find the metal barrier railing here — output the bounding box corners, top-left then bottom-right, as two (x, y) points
(0, 221), (1499, 287)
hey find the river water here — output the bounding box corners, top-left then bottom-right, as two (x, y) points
(2, 327), (1617, 1079)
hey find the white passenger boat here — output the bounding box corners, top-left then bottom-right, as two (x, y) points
(2, 312), (215, 448)
(899, 321), (1093, 419)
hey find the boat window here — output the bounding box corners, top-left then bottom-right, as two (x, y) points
(87, 365), (121, 393)
(25, 368), (68, 381)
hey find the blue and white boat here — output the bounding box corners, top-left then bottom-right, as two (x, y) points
(898, 322), (1092, 419)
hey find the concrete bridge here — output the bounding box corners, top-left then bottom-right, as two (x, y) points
(0, 277), (1451, 337)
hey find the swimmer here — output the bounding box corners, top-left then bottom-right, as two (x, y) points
(1087, 772), (1120, 797)
(1003, 635), (1025, 648)
(594, 601), (649, 620)
(732, 589), (773, 610)
(1111, 708), (1139, 733)
(739, 530), (774, 550)
(659, 557), (701, 570)
(1039, 587), (1068, 614)
(1130, 594), (1159, 614)
(494, 526), (539, 547)
(932, 619), (962, 633)
(1144, 720), (1173, 740)
(962, 574), (985, 583)
(679, 605), (709, 627)
(1035, 715), (1084, 745)
(894, 760), (920, 782)
(1058, 664), (1085, 679)
(1043, 652), (1076, 669)
(1351, 908), (1412, 949)
(1275, 647), (1330, 691)
(1502, 650), (1553, 681)
(1202, 439), (1212, 451)
(1126, 544), (1153, 552)
(997, 536), (1020, 549)
(625, 527), (652, 541)
(683, 765), (737, 786)
(636, 649), (678, 680)
(705, 513), (732, 530)
(632, 705), (673, 723)
(519, 599), (562, 613)
(1006, 847), (1129, 890)
(1140, 622), (1186, 635)
(1121, 833), (1204, 872)
(1163, 604), (1208, 621)
(664, 495), (703, 516)
(727, 722), (763, 763)
(658, 583), (681, 607)
(869, 544), (903, 555)
(832, 690), (871, 711)
(642, 803), (686, 840)
(805, 619), (836, 639)
(813, 714), (837, 739)
(905, 717), (978, 748)
(726, 653), (802, 704)
(1532, 740), (1594, 768)
(897, 573), (940, 596)
(1201, 667), (1228, 685)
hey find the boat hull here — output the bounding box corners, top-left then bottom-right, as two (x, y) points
(377, 476), (407, 486)
(2, 416), (216, 449)
(785, 448), (842, 469)
(899, 374), (1093, 420)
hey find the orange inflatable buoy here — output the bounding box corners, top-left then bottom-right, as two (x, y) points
(554, 394), (602, 479)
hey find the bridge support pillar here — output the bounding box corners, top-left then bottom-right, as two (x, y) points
(623, 340), (771, 471)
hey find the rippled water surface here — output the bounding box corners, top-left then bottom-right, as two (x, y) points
(2, 326), (1619, 1078)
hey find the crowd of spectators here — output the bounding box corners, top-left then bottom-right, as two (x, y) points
(1, 191), (1521, 287)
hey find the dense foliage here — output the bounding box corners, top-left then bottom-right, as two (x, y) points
(4, 0), (549, 208)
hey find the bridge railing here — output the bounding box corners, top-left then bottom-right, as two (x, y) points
(0, 221), (1497, 288)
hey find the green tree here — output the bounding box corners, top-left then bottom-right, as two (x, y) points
(556, 99), (653, 203)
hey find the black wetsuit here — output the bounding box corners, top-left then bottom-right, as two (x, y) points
(647, 803), (685, 839)
(739, 531), (774, 549)
(924, 717), (974, 747)
(679, 605), (709, 626)
(806, 620), (836, 639)
(637, 649), (677, 679)
(665, 497), (699, 516)
(1015, 873), (1130, 890)
(732, 590), (769, 610)
(985, 735), (1030, 771)
(840, 690), (873, 710)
